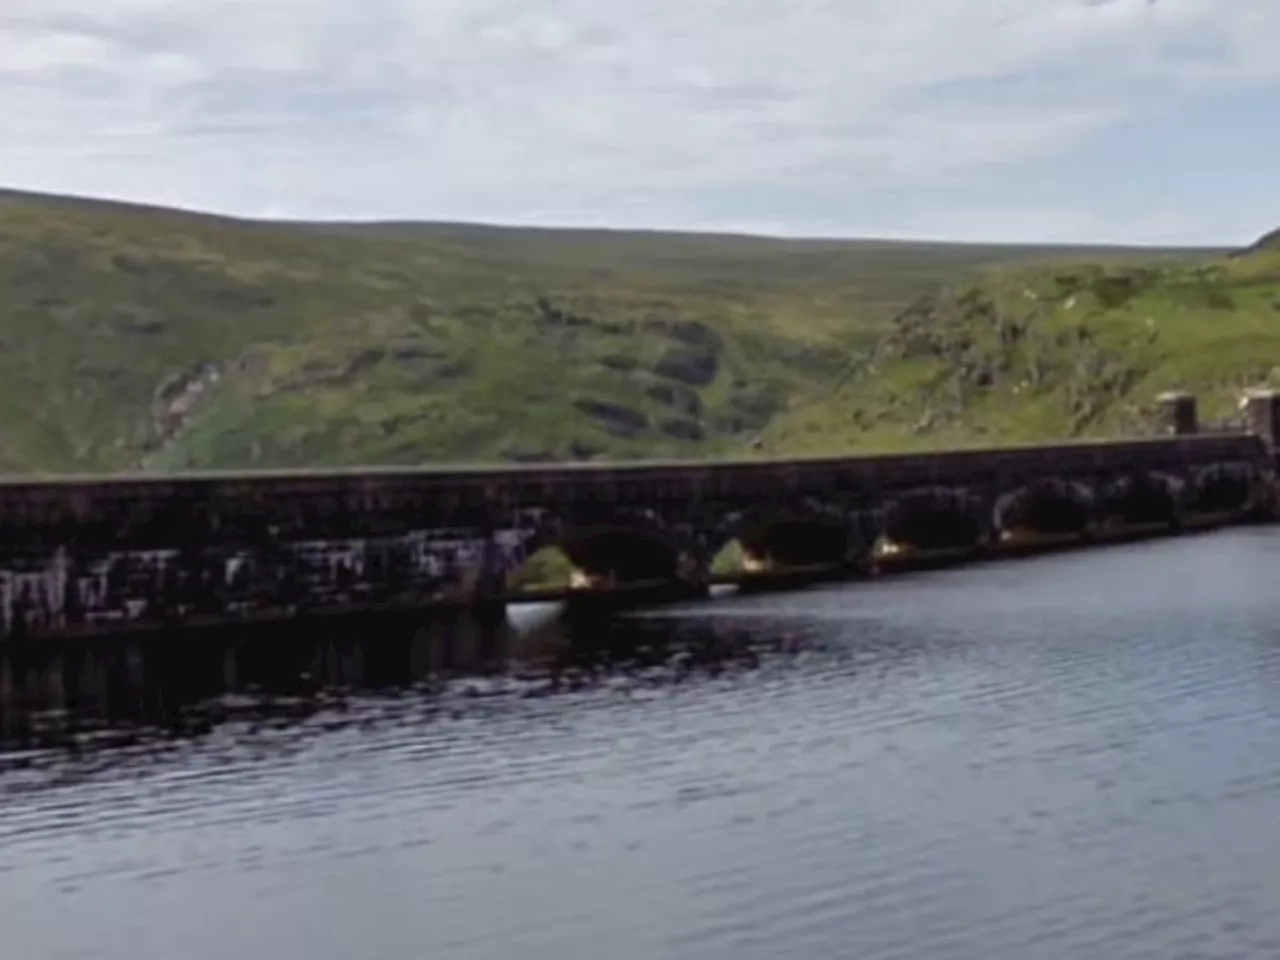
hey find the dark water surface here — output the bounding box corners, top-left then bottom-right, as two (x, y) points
(4, 530), (1280, 959)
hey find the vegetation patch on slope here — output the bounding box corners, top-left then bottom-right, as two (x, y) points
(759, 237), (1280, 454)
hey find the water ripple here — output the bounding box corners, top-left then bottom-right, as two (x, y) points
(3, 530), (1280, 959)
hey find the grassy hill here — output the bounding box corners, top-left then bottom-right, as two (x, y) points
(759, 240), (1280, 454)
(0, 188), (1251, 474)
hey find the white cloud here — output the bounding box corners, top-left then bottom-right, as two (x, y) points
(0, 0), (1277, 241)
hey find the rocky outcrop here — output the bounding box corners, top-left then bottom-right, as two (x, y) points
(653, 347), (719, 386)
(717, 383), (780, 434)
(599, 353), (639, 372)
(533, 298), (631, 334)
(879, 278), (1154, 435)
(144, 362), (223, 453)
(388, 342), (446, 362)
(109, 307), (166, 335)
(659, 417), (705, 441)
(645, 382), (703, 417)
(278, 340), (467, 391)
(573, 398), (650, 437)
(641, 315), (722, 351)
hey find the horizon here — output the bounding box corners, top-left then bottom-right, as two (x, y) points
(0, 185), (1244, 251)
(2, 1), (1278, 247)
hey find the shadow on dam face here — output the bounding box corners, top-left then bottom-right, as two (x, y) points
(0, 603), (820, 754)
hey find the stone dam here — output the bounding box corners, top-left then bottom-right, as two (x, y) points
(0, 389), (1277, 647)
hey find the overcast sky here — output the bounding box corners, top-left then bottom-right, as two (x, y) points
(1, 0), (1277, 245)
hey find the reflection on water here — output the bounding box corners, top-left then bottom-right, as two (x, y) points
(0, 595), (815, 755)
(4, 531), (1280, 959)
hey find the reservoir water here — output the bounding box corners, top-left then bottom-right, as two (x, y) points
(3, 529), (1280, 959)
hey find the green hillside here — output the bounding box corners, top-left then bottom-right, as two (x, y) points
(760, 241), (1280, 454)
(0, 188), (1247, 474)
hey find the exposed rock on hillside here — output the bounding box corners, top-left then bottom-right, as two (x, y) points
(653, 347), (719, 386)
(532, 298), (630, 334)
(599, 353), (639, 372)
(718, 383), (781, 435)
(146, 362), (222, 453)
(659, 418), (705, 441)
(646, 382), (703, 417)
(573, 398), (650, 437)
(641, 315), (723, 351)
(889, 279), (1152, 434)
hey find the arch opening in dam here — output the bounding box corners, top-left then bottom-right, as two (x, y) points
(559, 526), (684, 588)
(995, 478), (1097, 539)
(730, 510), (863, 573)
(1099, 471), (1184, 528)
(880, 487), (985, 554)
(1186, 462), (1257, 517)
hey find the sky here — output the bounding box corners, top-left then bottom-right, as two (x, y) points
(1, 0), (1278, 246)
